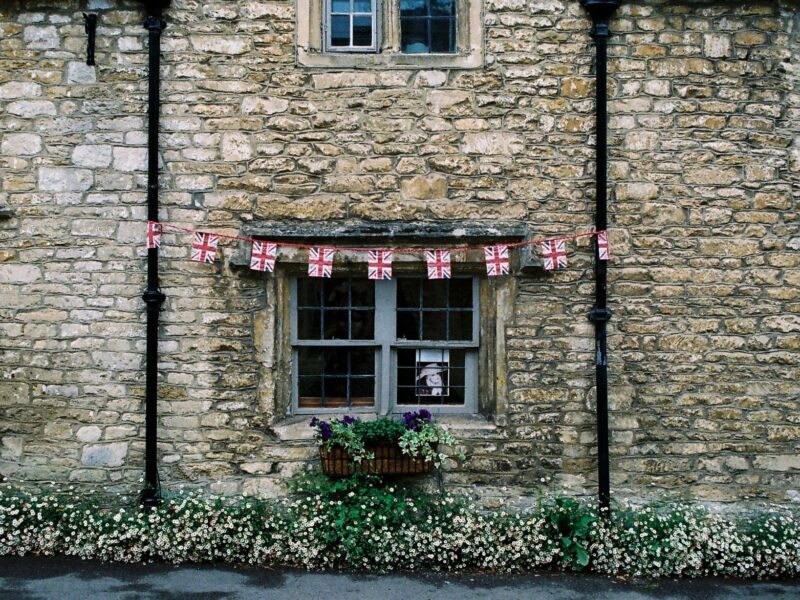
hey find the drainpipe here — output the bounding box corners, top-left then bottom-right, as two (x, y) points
(580, 0), (621, 513)
(139, 0), (168, 508)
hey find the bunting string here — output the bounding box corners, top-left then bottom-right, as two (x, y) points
(149, 221), (610, 277)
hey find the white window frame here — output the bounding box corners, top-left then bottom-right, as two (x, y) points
(290, 276), (479, 416)
(324, 0), (380, 52)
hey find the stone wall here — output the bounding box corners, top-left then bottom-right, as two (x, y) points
(0, 0), (798, 507)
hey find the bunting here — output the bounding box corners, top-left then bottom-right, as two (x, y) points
(597, 230), (610, 261)
(425, 250), (451, 280)
(146, 221), (161, 249)
(541, 239), (567, 271)
(368, 250), (393, 280)
(308, 247), (334, 278)
(191, 232), (219, 264)
(483, 244), (509, 277)
(250, 241), (277, 273)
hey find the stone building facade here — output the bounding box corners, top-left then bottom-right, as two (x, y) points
(0, 0), (798, 507)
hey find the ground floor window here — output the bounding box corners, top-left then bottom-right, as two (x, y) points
(291, 276), (478, 414)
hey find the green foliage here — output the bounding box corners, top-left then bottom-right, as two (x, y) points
(1, 479), (799, 578)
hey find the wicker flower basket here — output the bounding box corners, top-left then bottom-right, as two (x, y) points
(319, 443), (436, 477)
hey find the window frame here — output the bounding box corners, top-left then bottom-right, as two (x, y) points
(290, 276), (479, 416)
(324, 0), (380, 53)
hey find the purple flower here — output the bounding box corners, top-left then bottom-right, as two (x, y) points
(403, 410), (431, 432)
(340, 415), (358, 426)
(418, 409), (432, 423)
(309, 416), (319, 428)
(319, 421), (333, 441)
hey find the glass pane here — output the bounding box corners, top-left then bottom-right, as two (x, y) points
(298, 348), (324, 375)
(331, 15), (350, 46)
(353, 0), (372, 13)
(431, 0), (454, 15)
(401, 18), (429, 53)
(297, 279), (322, 308)
(298, 377), (323, 408)
(397, 310), (421, 340)
(448, 310), (472, 341)
(397, 278), (421, 309)
(352, 16), (372, 46)
(445, 350), (466, 405)
(350, 377), (375, 405)
(331, 0), (350, 13)
(422, 280), (447, 308)
(298, 309), (322, 340)
(422, 311), (446, 340)
(396, 349), (418, 405)
(323, 279), (350, 307)
(351, 348), (375, 374)
(351, 309), (374, 340)
(449, 278), (472, 308)
(400, 0), (428, 16)
(430, 18), (454, 53)
(350, 279), (375, 307)
(324, 377), (348, 404)
(323, 310), (349, 339)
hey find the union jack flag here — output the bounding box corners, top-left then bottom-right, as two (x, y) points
(191, 232), (219, 264)
(308, 247), (334, 278)
(250, 241), (277, 272)
(368, 249), (393, 280)
(483, 244), (509, 277)
(425, 250), (451, 280)
(541, 239), (567, 271)
(597, 230), (610, 261)
(146, 221), (161, 249)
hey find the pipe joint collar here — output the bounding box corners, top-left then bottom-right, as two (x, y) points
(588, 307), (613, 323)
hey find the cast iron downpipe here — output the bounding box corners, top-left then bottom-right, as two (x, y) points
(140, 0), (168, 508)
(580, 0), (621, 513)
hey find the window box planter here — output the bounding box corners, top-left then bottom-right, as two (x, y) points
(319, 443), (437, 477)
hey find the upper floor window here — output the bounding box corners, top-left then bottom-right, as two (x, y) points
(400, 0), (456, 54)
(326, 0), (378, 51)
(298, 0), (482, 68)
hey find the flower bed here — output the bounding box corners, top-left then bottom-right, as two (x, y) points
(1, 476), (799, 578)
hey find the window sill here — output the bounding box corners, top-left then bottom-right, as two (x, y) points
(297, 47), (483, 69)
(272, 412), (497, 442)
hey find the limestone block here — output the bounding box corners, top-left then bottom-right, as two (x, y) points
(703, 34), (731, 58)
(81, 442), (129, 467)
(190, 35), (252, 54)
(0, 383), (30, 405)
(38, 167), (93, 192)
(426, 90), (472, 116)
(0, 81), (42, 99)
(462, 132), (524, 155)
(242, 477), (283, 498)
(67, 62), (97, 84)
(76, 425), (102, 443)
(0, 437), (23, 461)
(400, 175), (447, 200)
(112, 147), (148, 172)
(6, 100), (55, 117)
(684, 167), (739, 185)
(72, 145), (113, 168)
(1, 134), (42, 156)
(23, 25), (58, 49)
(220, 132), (253, 161)
(0, 264), (41, 283)
(240, 462), (275, 474)
(415, 70), (447, 87)
(753, 456), (800, 472)
(616, 182), (659, 201)
(312, 72), (378, 89)
(241, 96), (289, 115)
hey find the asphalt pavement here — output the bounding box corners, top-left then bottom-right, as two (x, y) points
(0, 556), (798, 599)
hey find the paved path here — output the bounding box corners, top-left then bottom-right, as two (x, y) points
(0, 556), (798, 599)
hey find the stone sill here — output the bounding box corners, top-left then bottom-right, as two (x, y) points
(273, 413), (498, 443)
(297, 48), (483, 70)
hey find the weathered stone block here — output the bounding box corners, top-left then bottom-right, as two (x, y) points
(190, 35), (252, 54)
(81, 443), (129, 468)
(72, 145), (113, 168)
(113, 147), (148, 172)
(38, 167), (93, 192)
(1, 134), (42, 156)
(462, 132), (524, 155)
(0, 81), (42, 99)
(400, 175), (447, 200)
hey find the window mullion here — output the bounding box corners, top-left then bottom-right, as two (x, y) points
(374, 279), (395, 416)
